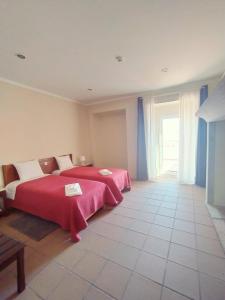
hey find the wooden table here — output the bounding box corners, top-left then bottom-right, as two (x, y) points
(0, 233), (25, 293)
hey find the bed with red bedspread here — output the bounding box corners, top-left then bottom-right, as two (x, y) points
(5, 175), (117, 241)
(58, 167), (131, 202)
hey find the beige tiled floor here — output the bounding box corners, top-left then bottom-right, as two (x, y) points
(1, 180), (225, 300)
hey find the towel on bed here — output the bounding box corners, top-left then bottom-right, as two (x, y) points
(99, 169), (113, 176)
(65, 183), (82, 196)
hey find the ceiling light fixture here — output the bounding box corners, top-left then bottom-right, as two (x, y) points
(16, 53), (26, 60)
(88, 88), (93, 91)
(161, 67), (168, 72)
(115, 55), (123, 62)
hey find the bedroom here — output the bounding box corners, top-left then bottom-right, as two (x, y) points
(0, 1), (225, 300)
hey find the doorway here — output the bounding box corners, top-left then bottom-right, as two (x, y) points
(153, 101), (180, 178)
(160, 117), (179, 175)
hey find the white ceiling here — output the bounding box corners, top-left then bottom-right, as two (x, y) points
(0, 0), (225, 104)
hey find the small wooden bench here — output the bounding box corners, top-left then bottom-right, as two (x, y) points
(0, 233), (25, 293)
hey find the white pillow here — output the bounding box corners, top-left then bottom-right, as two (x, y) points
(14, 160), (44, 181)
(55, 155), (73, 170)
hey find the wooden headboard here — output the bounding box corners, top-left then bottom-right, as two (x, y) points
(2, 164), (19, 186)
(2, 154), (73, 186)
(39, 154), (73, 174)
(39, 157), (58, 174)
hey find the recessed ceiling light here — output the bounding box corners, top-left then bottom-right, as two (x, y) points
(16, 53), (26, 59)
(88, 88), (93, 91)
(161, 67), (168, 72)
(115, 55), (123, 62)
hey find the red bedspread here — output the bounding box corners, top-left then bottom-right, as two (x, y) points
(7, 175), (117, 241)
(60, 167), (131, 202)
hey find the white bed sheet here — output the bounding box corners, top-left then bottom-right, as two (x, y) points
(5, 175), (48, 200)
(5, 180), (22, 200)
(52, 170), (61, 175)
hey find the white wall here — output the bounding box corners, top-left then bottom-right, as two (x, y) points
(91, 110), (128, 169)
(0, 81), (91, 186)
(0, 76), (220, 186)
(207, 120), (225, 206)
(88, 76), (220, 179)
(88, 97), (137, 178)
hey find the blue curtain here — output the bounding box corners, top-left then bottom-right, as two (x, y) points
(137, 97), (148, 180)
(195, 85), (208, 187)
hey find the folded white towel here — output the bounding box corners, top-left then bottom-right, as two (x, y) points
(99, 169), (112, 176)
(65, 183), (82, 196)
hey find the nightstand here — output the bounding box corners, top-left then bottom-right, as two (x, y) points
(0, 188), (7, 217)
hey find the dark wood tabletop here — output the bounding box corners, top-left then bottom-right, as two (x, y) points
(0, 233), (25, 293)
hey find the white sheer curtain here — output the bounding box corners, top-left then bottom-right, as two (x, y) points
(144, 97), (159, 180)
(178, 90), (199, 184)
(144, 91), (199, 183)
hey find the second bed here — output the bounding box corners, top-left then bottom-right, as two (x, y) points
(40, 155), (131, 202)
